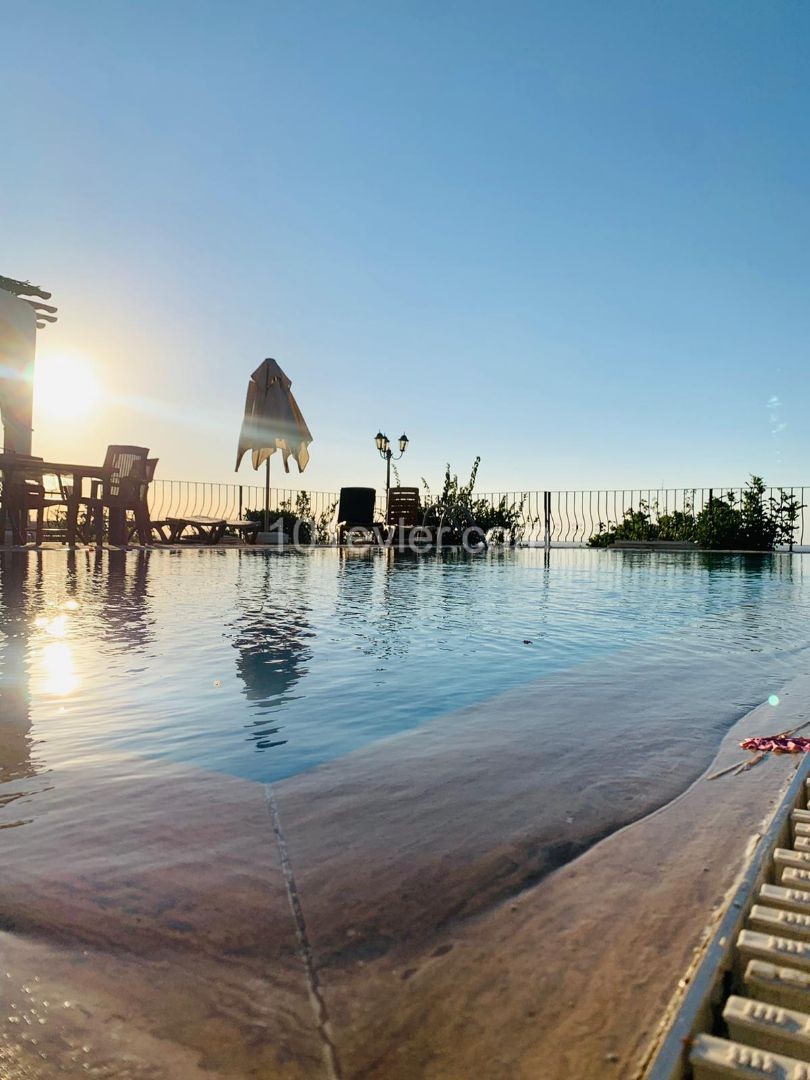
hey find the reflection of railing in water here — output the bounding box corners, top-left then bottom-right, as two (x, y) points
(27, 480), (810, 548)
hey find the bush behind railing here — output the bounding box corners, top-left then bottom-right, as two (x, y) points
(588, 477), (804, 551)
(243, 491), (337, 545)
(421, 457), (536, 546)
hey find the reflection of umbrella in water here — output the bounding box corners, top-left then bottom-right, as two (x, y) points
(234, 632), (311, 750)
(235, 630), (310, 706)
(235, 358), (313, 532)
(232, 557), (312, 750)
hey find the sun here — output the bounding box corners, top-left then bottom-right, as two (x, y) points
(34, 353), (101, 421)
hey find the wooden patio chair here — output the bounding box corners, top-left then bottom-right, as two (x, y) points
(79, 445), (152, 545)
(125, 457), (158, 544)
(386, 486), (422, 545)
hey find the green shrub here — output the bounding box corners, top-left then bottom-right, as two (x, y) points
(421, 457), (533, 545)
(588, 477), (802, 551)
(245, 491), (337, 545)
(589, 500), (663, 547)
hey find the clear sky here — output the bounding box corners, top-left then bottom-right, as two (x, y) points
(3, 1), (809, 497)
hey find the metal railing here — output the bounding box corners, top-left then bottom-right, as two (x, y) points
(147, 480), (339, 524)
(476, 487), (810, 547)
(147, 482), (809, 547)
(15, 478), (810, 548)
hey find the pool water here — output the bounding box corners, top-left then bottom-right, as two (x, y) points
(1, 547), (809, 786)
(4, 545), (810, 1080)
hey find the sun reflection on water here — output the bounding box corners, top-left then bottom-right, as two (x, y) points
(39, 641), (78, 697)
(32, 608), (79, 697)
(34, 614), (68, 638)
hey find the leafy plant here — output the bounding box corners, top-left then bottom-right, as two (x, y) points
(655, 506), (697, 542)
(421, 457), (532, 546)
(246, 491), (337, 545)
(589, 501), (659, 547)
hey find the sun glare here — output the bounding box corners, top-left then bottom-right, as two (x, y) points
(40, 642), (79, 697)
(35, 353), (101, 421)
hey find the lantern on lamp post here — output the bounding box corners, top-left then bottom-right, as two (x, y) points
(374, 430), (409, 507)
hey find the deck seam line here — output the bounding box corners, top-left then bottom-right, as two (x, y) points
(265, 784), (342, 1080)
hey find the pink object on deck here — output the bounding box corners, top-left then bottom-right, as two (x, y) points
(740, 735), (810, 754)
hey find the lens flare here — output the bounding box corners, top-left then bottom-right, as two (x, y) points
(34, 353), (101, 421)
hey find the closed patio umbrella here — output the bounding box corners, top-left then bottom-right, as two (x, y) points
(235, 358), (312, 533)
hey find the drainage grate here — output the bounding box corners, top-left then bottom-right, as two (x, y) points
(645, 761), (810, 1080)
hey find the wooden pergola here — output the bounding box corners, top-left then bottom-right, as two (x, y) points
(0, 274), (58, 455)
(0, 274), (58, 328)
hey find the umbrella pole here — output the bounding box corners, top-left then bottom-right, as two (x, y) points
(264, 458), (270, 534)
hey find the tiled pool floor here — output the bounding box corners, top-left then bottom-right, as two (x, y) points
(1, 674), (804, 1079)
(1, 756), (320, 1078)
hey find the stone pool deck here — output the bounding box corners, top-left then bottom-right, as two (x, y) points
(1, 676), (807, 1079)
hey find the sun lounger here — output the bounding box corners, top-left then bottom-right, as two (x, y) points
(156, 516), (229, 545)
(226, 519), (260, 544)
(336, 487), (380, 544)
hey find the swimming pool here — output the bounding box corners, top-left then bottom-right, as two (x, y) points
(1, 546), (808, 790)
(3, 546), (810, 1079)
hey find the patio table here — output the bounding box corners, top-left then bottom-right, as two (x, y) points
(0, 454), (105, 545)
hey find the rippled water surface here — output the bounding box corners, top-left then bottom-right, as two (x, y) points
(1, 547), (809, 784)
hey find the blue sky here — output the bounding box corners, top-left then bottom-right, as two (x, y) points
(3, 1), (809, 495)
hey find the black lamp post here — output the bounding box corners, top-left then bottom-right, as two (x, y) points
(374, 430), (409, 506)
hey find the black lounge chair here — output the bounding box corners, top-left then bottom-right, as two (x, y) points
(336, 487), (379, 544)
